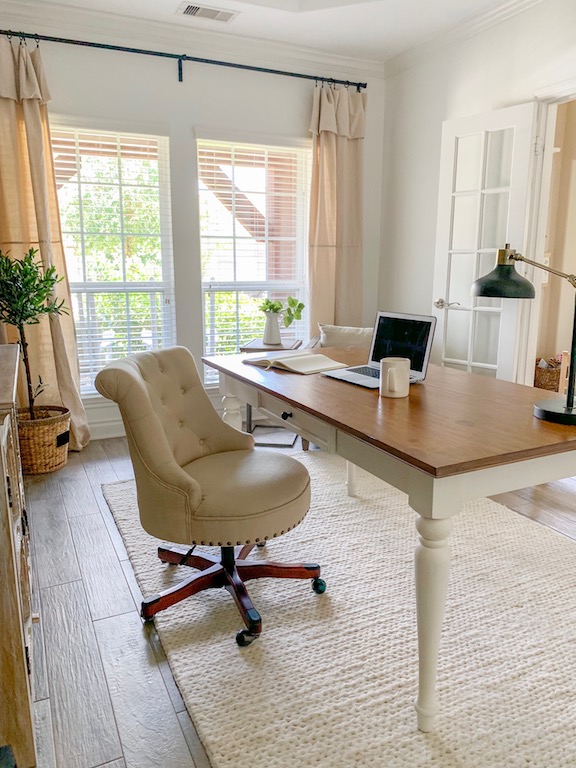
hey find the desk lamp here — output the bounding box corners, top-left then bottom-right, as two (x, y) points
(471, 243), (576, 425)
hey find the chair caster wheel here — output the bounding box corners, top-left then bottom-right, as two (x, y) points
(312, 577), (326, 594)
(236, 630), (258, 647)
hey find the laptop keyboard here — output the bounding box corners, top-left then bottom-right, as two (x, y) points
(350, 365), (420, 382)
(352, 366), (380, 378)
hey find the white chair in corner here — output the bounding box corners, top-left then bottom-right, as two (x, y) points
(305, 323), (373, 496)
(558, 350), (570, 395)
(95, 346), (325, 647)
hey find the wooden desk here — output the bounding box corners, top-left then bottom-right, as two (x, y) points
(203, 348), (576, 732)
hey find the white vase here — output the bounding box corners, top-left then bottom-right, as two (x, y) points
(262, 312), (282, 345)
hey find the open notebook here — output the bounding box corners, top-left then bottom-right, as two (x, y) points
(243, 351), (346, 375)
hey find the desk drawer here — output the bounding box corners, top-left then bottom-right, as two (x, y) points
(257, 392), (335, 451)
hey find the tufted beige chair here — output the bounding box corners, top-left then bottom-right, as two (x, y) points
(95, 346), (325, 646)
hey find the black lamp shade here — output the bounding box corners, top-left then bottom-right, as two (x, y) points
(471, 264), (535, 299)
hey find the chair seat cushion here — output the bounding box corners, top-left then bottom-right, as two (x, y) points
(181, 450), (311, 546)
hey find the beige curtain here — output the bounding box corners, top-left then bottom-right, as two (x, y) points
(308, 85), (367, 334)
(0, 38), (90, 450)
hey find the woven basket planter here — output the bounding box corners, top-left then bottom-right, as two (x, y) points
(17, 406), (70, 475)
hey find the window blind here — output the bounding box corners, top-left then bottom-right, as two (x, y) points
(51, 128), (176, 395)
(198, 139), (311, 384)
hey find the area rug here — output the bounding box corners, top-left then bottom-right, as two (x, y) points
(250, 424), (298, 448)
(102, 451), (576, 768)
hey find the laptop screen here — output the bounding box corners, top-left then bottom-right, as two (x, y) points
(369, 312), (436, 374)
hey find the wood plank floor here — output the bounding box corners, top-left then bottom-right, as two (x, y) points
(27, 436), (576, 766)
(28, 438), (211, 768)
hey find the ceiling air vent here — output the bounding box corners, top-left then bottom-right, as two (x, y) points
(177, 2), (237, 22)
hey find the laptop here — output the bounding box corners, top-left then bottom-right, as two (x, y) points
(322, 311), (437, 389)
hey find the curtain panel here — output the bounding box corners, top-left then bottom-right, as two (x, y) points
(308, 86), (367, 334)
(0, 38), (89, 450)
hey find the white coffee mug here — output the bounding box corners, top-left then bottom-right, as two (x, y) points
(379, 357), (410, 398)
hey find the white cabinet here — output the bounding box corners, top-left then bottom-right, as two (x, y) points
(0, 345), (35, 766)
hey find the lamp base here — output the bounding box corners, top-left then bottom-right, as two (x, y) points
(533, 399), (576, 425)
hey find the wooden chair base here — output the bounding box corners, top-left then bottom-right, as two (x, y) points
(141, 543), (321, 641)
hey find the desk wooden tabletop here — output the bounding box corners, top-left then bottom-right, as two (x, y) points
(203, 348), (576, 478)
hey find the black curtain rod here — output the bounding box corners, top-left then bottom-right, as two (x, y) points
(0, 29), (367, 91)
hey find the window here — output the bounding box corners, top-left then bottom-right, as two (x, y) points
(198, 139), (311, 383)
(51, 128), (176, 394)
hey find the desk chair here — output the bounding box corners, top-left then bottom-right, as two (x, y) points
(95, 346), (325, 646)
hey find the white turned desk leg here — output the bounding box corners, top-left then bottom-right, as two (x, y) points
(221, 394), (243, 431)
(414, 515), (453, 733)
(346, 461), (357, 496)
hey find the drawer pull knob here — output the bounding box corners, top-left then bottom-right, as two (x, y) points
(281, 411), (292, 421)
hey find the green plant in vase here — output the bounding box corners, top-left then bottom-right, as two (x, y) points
(259, 296), (305, 345)
(0, 248), (67, 419)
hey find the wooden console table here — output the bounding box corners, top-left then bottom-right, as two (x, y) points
(0, 345), (35, 766)
(203, 348), (576, 732)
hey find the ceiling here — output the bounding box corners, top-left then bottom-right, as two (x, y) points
(28, 0), (541, 64)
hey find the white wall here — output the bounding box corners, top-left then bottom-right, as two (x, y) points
(1, 1), (386, 436)
(380, 0), (576, 318)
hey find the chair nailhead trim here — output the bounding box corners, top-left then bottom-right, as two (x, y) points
(188, 513), (307, 549)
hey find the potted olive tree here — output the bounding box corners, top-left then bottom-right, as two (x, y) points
(259, 296), (305, 345)
(0, 248), (71, 474)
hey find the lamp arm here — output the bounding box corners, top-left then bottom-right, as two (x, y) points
(510, 253), (576, 290)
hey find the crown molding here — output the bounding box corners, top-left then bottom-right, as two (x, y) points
(384, 0), (546, 78)
(0, 0), (385, 82)
(534, 77), (576, 102)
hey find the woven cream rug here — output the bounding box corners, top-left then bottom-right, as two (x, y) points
(103, 450), (576, 768)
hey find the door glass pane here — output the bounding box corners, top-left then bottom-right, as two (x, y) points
(455, 134), (482, 192)
(448, 252), (474, 305)
(472, 311), (500, 365)
(475, 251), (502, 308)
(471, 366), (496, 377)
(485, 128), (514, 188)
(480, 192), (509, 249)
(445, 362), (467, 372)
(445, 311), (470, 361)
(451, 195), (478, 250)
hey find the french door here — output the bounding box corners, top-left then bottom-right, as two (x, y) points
(432, 102), (538, 381)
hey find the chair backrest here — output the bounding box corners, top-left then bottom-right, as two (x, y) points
(95, 346), (252, 542)
(318, 323), (373, 350)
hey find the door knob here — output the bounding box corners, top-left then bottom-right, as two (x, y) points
(433, 298), (461, 309)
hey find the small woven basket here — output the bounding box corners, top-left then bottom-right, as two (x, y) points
(17, 406), (70, 475)
(534, 361), (561, 392)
